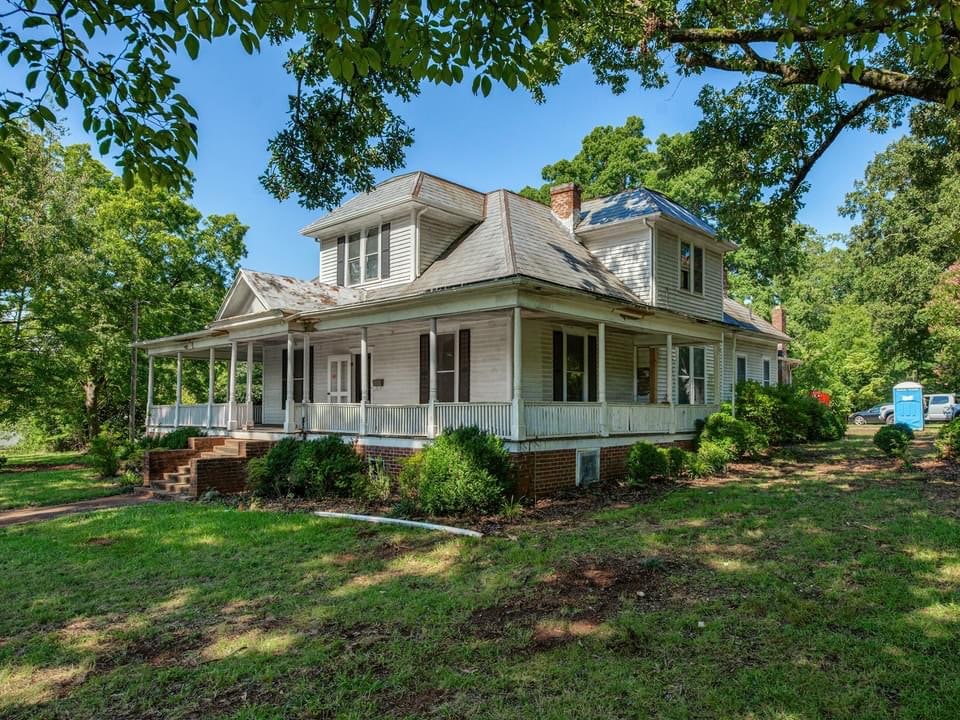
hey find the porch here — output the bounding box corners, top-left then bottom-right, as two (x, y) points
(144, 307), (722, 442)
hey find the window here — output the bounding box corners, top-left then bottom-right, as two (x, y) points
(762, 357), (772, 386)
(364, 225), (379, 280)
(635, 347), (652, 403)
(347, 231), (361, 285)
(436, 333), (456, 402)
(693, 246), (703, 294)
(678, 346), (706, 405)
(680, 241), (691, 290)
(736, 354), (747, 384)
(566, 333), (586, 401)
(281, 347), (314, 409)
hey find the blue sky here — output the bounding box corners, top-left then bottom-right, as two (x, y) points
(24, 38), (908, 278)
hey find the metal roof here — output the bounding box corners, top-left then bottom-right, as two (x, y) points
(722, 298), (790, 341)
(578, 187), (717, 237)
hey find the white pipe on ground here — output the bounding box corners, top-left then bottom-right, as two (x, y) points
(313, 511), (482, 538)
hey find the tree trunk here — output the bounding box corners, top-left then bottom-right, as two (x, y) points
(84, 378), (101, 440)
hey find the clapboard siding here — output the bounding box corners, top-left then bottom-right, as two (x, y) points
(582, 225), (653, 303)
(654, 228), (724, 321)
(724, 337), (779, 398)
(418, 215), (470, 274)
(260, 317), (511, 420)
(652, 344), (719, 405)
(318, 213), (413, 288)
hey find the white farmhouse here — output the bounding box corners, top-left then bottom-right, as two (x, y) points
(138, 173), (792, 495)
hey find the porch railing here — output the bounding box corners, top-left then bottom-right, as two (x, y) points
(435, 402), (512, 437)
(608, 403), (673, 435)
(149, 404), (176, 427)
(299, 402), (362, 434)
(368, 404), (429, 436)
(524, 402), (603, 438)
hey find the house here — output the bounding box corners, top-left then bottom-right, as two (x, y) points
(138, 173), (792, 495)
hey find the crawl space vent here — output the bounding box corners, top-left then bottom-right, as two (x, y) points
(576, 449), (600, 487)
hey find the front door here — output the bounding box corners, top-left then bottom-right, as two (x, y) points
(328, 355), (351, 403)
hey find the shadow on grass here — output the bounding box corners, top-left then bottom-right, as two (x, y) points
(1, 434), (959, 719)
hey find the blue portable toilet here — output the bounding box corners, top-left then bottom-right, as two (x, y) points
(893, 381), (924, 431)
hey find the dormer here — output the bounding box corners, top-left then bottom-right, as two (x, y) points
(573, 185), (736, 321)
(301, 172), (485, 289)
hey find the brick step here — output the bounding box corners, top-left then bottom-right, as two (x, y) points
(151, 479), (190, 493)
(204, 446), (241, 458)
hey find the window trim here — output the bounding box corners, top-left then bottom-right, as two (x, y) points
(677, 345), (706, 405)
(633, 346), (654, 404)
(435, 331), (459, 403)
(343, 223), (390, 287)
(736, 353), (748, 385)
(762, 355), (772, 387)
(562, 329), (592, 402)
(678, 238), (705, 296)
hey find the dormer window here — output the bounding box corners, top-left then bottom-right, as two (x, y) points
(337, 223), (392, 286)
(679, 240), (704, 294)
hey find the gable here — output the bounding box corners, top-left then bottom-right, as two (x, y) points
(216, 274), (268, 320)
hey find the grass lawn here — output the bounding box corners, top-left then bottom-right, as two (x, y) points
(0, 452), (125, 510)
(1, 429), (959, 719)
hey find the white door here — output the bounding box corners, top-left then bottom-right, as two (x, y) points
(328, 356), (351, 403)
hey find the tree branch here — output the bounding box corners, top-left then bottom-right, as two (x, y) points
(662, 18), (900, 45)
(781, 91), (889, 199)
(682, 48), (947, 104)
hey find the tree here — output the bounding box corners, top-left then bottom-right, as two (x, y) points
(0, 131), (246, 440)
(4, 0), (958, 214)
(923, 263), (960, 390)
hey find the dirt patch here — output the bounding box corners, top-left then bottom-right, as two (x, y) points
(0, 463), (88, 474)
(84, 536), (116, 546)
(384, 687), (452, 718)
(468, 555), (670, 652)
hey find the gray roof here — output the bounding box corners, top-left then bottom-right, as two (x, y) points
(723, 298), (790, 341)
(240, 269), (358, 313)
(579, 187), (716, 236)
(300, 171), (485, 235)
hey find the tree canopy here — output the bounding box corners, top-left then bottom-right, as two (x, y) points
(0, 128), (246, 441)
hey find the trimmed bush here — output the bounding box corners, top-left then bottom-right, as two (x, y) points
(401, 426), (514, 516)
(158, 426), (206, 450)
(695, 439), (734, 475)
(735, 382), (845, 445)
(936, 418), (960, 460)
(87, 431), (119, 478)
(289, 437), (365, 498)
(699, 411), (767, 459)
(626, 442), (669, 485)
(664, 446), (688, 480)
(874, 423), (914, 458)
(245, 456), (273, 496)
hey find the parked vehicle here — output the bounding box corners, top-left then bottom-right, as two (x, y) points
(924, 394), (960, 422)
(849, 404), (895, 425)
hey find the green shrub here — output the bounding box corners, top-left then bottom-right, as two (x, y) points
(158, 426), (206, 450)
(696, 439), (735, 475)
(936, 418), (960, 460)
(245, 456), (274, 496)
(0, 455), (6, 470)
(735, 382), (845, 445)
(87, 431), (119, 478)
(352, 458), (392, 503)
(874, 423), (914, 458)
(401, 426), (514, 516)
(626, 442), (668, 485)
(699, 411), (767, 458)
(664, 446), (688, 480)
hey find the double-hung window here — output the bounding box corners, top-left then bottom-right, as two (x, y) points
(736, 355), (747, 384)
(762, 357), (772, 386)
(679, 240), (704, 294)
(678, 346), (706, 405)
(340, 223), (391, 286)
(566, 333), (586, 401)
(436, 333), (456, 402)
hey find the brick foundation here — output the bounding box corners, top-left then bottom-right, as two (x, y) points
(357, 444), (418, 477)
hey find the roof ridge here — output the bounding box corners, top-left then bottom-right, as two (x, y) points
(498, 190), (518, 275)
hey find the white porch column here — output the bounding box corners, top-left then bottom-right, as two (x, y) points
(245, 341), (254, 429)
(511, 307), (525, 441)
(174, 351), (183, 427)
(206, 346), (215, 430)
(360, 327), (369, 436)
(428, 317), (437, 438)
(301, 332), (309, 430)
(598, 321), (608, 436)
(227, 340), (238, 430)
(731, 333), (738, 417)
(145, 355), (155, 430)
(284, 332), (295, 432)
(666, 334), (675, 433)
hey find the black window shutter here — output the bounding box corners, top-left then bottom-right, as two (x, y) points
(419, 334), (430, 404)
(458, 329), (470, 402)
(281, 349), (288, 410)
(336, 236), (346, 285)
(381, 223), (391, 279)
(552, 330), (563, 401)
(353, 354), (361, 403)
(587, 335), (598, 402)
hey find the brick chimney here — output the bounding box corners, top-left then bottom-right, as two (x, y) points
(550, 183), (581, 229)
(771, 305), (787, 334)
